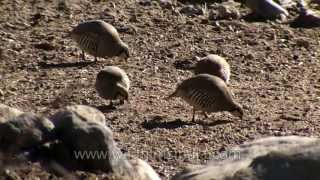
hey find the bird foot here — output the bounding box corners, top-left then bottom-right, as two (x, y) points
(106, 101), (117, 110)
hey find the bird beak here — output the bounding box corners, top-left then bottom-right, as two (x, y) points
(126, 98), (130, 104)
(119, 52), (128, 61)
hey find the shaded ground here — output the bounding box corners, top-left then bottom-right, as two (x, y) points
(0, 0), (319, 179)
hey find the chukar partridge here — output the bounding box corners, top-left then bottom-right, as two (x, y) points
(194, 54), (230, 84)
(71, 20), (129, 62)
(95, 66), (130, 107)
(167, 74), (243, 122)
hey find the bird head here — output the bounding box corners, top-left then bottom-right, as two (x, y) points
(118, 42), (130, 60)
(230, 103), (244, 120)
(117, 85), (129, 103)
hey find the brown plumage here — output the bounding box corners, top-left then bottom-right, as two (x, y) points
(71, 20), (129, 62)
(167, 74), (243, 122)
(95, 66), (130, 107)
(194, 54), (230, 84)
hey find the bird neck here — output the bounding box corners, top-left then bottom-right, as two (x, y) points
(230, 102), (241, 112)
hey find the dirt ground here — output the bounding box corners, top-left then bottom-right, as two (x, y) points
(0, 0), (319, 179)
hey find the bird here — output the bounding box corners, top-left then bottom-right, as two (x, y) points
(70, 20), (129, 62)
(193, 54), (230, 84)
(166, 74), (243, 122)
(245, 0), (289, 19)
(95, 66), (130, 108)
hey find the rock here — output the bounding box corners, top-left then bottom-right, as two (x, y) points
(209, 1), (241, 20)
(1, 169), (21, 180)
(295, 37), (310, 48)
(172, 136), (320, 180)
(129, 158), (161, 180)
(50, 108), (130, 172)
(160, 0), (174, 8)
(0, 113), (54, 152)
(180, 5), (204, 17)
(0, 104), (23, 123)
(209, 5), (240, 20)
(107, 158), (162, 180)
(245, 0), (289, 19)
(49, 109), (161, 179)
(50, 105), (106, 127)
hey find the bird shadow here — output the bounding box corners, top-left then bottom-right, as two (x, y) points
(142, 116), (233, 130)
(38, 61), (96, 69)
(142, 118), (193, 130)
(242, 13), (272, 23)
(196, 119), (233, 126)
(93, 105), (118, 113)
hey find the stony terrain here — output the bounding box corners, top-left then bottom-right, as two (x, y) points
(0, 0), (319, 179)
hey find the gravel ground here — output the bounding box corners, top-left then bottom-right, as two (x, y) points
(0, 0), (319, 179)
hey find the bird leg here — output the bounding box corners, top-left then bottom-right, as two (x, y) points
(192, 108), (196, 122)
(202, 112), (209, 119)
(119, 99), (125, 105)
(94, 56), (98, 62)
(107, 100), (116, 109)
(81, 50), (86, 61)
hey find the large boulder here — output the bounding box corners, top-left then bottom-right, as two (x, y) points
(172, 136), (320, 180)
(0, 104), (23, 123)
(102, 158), (162, 180)
(48, 105), (161, 179)
(128, 158), (162, 180)
(50, 105), (106, 127)
(50, 108), (127, 172)
(0, 112), (54, 152)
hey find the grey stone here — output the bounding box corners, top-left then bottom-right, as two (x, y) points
(50, 108), (130, 173)
(50, 105), (106, 127)
(48, 107), (161, 179)
(172, 136), (320, 180)
(160, 0), (174, 8)
(48, 105), (160, 178)
(128, 158), (161, 180)
(180, 5), (204, 16)
(0, 112), (54, 152)
(0, 104), (23, 123)
(209, 1), (241, 20)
